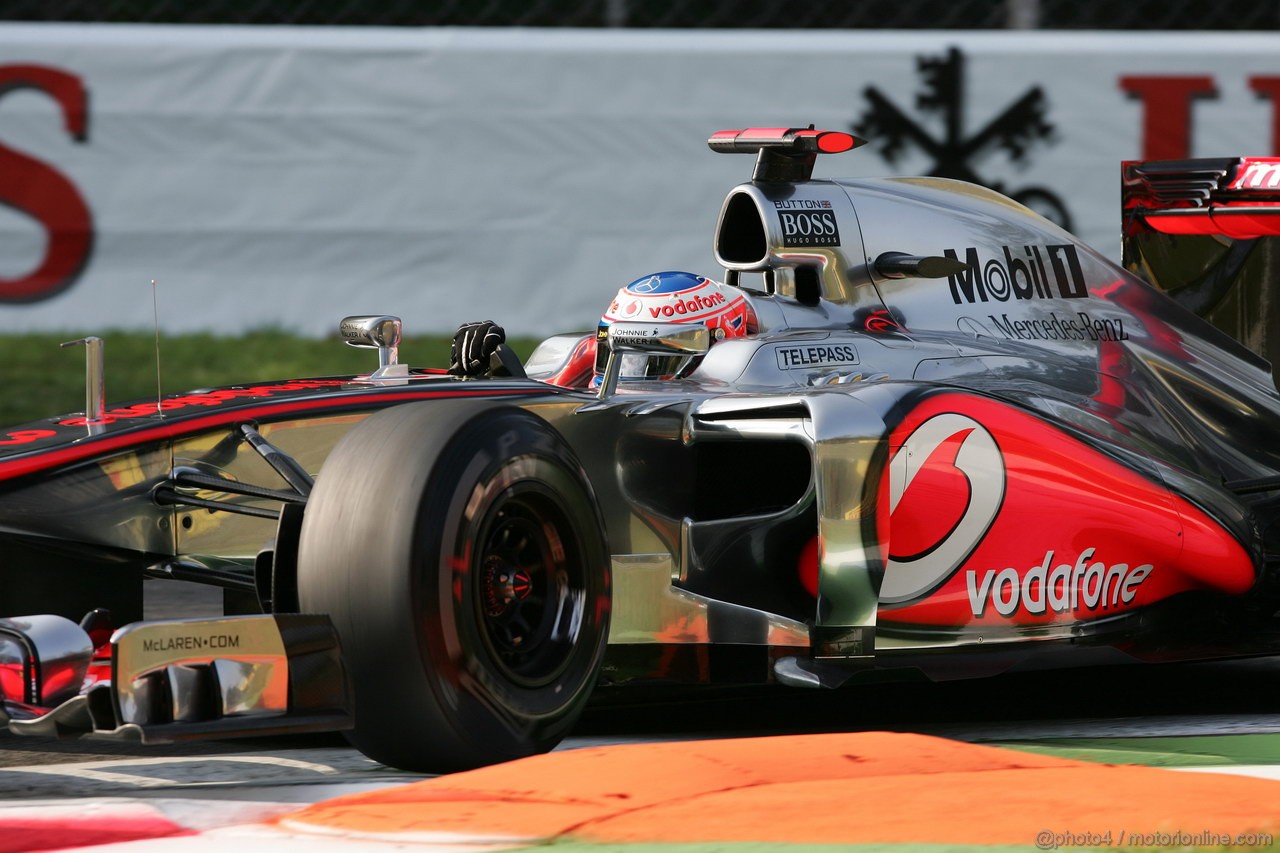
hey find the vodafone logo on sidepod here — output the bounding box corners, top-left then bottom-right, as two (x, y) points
(880, 413), (1006, 604)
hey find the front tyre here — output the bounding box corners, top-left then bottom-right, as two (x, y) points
(297, 401), (610, 772)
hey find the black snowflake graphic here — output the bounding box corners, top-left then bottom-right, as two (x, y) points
(855, 47), (1072, 231)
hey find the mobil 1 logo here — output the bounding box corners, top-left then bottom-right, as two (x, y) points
(775, 199), (841, 247)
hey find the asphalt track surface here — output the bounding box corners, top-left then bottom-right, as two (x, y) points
(3, 579), (1280, 802)
(2, 581), (1280, 778)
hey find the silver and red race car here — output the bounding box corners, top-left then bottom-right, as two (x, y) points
(4, 128), (1280, 772)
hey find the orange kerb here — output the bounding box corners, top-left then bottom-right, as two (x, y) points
(281, 732), (1280, 845)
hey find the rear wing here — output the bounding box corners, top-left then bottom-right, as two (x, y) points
(1123, 158), (1280, 238)
(1122, 157), (1280, 371)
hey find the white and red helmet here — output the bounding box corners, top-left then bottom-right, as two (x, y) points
(595, 271), (757, 380)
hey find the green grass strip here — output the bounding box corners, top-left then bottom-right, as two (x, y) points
(997, 733), (1280, 767)
(0, 331), (539, 428)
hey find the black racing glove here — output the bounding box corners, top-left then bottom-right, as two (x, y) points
(449, 320), (506, 377)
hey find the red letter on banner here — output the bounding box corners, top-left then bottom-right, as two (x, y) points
(0, 65), (94, 303)
(1119, 75), (1217, 161)
(1249, 77), (1280, 156)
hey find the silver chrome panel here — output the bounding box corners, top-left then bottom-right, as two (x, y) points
(607, 554), (809, 647)
(113, 616), (289, 725)
(688, 387), (897, 660)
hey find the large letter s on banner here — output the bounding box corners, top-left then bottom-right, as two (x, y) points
(0, 65), (93, 303)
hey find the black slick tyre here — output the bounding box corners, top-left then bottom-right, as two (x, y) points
(297, 400), (610, 772)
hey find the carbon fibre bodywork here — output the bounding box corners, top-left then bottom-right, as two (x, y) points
(3, 131), (1280, 765)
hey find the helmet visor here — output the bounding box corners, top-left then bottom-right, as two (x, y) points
(594, 325), (694, 380)
(620, 353), (693, 379)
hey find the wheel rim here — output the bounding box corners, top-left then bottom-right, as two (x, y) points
(474, 487), (585, 687)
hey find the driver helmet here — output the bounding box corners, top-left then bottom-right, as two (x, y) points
(594, 271), (757, 381)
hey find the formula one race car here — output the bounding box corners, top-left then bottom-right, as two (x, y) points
(5, 128), (1280, 773)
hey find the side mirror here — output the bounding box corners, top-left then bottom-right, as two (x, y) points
(59, 336), (107, 432)
(338, 315), (405, 379)
(874, 252), (968, 280)
(598, 322), (711, 398)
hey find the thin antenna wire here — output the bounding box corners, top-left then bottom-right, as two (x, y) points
(152, 279), (164, 417)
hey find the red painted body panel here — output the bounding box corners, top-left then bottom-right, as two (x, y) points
(881, 393), (1256, 630)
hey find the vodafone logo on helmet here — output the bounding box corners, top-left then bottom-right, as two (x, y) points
(881, 413), (1006, 604)
(647, 290), (726, 318)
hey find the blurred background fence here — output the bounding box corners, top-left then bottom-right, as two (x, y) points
(4, 0), (1279, 29)
(5, 1), (1280, 349)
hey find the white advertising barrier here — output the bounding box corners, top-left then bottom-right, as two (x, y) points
(2, 25), (1280, 338)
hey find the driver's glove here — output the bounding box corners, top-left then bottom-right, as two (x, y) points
(449, 320), (506, 377)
